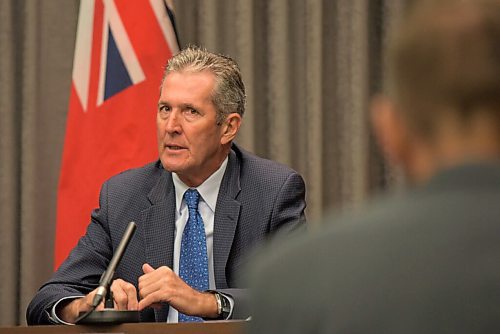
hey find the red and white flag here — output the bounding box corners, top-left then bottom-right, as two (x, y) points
(55, 0), (179, 268)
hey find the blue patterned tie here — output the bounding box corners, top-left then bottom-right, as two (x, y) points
(178, 189), (209, 322)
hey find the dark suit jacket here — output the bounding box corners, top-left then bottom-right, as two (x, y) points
(248, 163), (500, 334)
(27, 144), (306, 325)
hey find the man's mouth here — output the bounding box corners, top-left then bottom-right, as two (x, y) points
(166, 145), (185, 150)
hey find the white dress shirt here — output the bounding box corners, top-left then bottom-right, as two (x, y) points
(167, 156), (228, 323)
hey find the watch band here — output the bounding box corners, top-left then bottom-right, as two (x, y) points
(213, 291), (222, 315)
(208, 291), (231, 319)
(218, 292), (231, 319)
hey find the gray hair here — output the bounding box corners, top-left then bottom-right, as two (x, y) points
(162, 46), (246, 124)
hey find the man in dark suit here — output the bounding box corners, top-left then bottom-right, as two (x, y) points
(27, 47), (306, 325)
(248, 0), (500, 333)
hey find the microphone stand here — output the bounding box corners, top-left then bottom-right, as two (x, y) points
(76, 222), (140, 324)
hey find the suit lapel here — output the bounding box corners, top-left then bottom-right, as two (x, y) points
(141, 167), (176, 322)
(213, 149), (241, 288)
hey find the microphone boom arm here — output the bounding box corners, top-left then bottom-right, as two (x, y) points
(92, 221), (137, 308)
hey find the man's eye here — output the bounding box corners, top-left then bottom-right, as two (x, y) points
(184, 108), (199, 117)
(158, 106), (172, 117)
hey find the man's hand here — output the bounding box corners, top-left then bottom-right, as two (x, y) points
(138, 263), (218, 318)
(57, 280), (138, 323)
(110, 278), (139, 310)
(57, 290), (98, 324)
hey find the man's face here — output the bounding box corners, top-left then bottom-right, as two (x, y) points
(157, 70), (228, 187)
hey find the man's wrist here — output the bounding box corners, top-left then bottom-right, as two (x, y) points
(213, 292), (222, 316)
(204, 291), (231, 320)
(198, 291), (219, 318)
(51, 296), (85, 325)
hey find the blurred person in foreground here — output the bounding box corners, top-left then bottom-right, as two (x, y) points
(27, 47), (306, 325)
(248, 0), (500, 333)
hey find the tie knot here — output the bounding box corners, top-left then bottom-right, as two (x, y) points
(184, 189), (200, 210)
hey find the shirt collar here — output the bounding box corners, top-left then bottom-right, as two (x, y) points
(172, 156), (229, 215)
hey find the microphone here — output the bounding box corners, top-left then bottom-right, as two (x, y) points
(92, 221), (137, 308)
(76, 221), (139, 324)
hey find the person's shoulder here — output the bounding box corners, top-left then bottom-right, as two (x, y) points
(233, 143), (301, 180)
(104, 160), (164, 188)
(251, 191), (416, 272)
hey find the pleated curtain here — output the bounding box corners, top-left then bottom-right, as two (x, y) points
(0, 0), (407, 325)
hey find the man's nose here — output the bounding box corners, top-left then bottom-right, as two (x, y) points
(165, 110), (182, 134)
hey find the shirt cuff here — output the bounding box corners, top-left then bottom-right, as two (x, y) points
(50, 296), (84, 325)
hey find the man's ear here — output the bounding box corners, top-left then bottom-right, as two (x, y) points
(370, 95), (410, 167)
(220, 113), (242, 145)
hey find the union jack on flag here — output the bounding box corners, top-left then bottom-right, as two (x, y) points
(55, 0), (179, 268)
